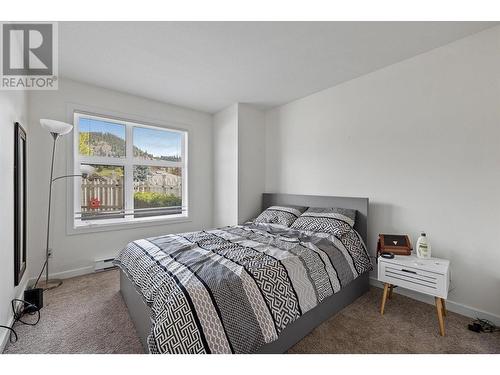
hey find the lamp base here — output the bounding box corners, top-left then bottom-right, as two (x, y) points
(37, 279), (63, 291)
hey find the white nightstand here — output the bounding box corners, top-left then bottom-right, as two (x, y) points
(378, 254), (450, 336)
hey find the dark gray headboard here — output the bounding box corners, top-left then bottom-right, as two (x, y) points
(262, 193), (369, 244)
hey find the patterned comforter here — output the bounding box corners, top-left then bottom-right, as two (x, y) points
(114, 223), (371, 354)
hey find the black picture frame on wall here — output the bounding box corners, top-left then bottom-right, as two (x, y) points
(14, 122), (27, 286)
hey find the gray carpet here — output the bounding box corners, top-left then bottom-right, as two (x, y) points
(4, 269), (499, 354)
(4, 269), (143, 354)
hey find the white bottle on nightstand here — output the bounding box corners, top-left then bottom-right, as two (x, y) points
(416, 232), (431, 259)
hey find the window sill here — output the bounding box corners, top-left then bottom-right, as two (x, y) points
(67, 213), (191, 235)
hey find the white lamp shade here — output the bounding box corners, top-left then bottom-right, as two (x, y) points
(40, 119), (74, 135)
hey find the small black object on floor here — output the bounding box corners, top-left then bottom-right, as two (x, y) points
(24, 288), (44, 313)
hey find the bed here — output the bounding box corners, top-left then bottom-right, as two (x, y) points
(117, 193), (370, 354)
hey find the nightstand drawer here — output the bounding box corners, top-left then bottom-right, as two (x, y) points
(378, 259), (449, 298)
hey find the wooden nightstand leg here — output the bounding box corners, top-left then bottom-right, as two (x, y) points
(441, 298), (447, 316)
(380, 283), (390, 315)
(435, 297), (445, 336)
(388, 285), (394, 299)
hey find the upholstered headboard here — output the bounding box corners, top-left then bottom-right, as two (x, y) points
(262, 193), (368, 244)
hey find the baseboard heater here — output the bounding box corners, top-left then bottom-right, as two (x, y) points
(94, 257), (117, 272)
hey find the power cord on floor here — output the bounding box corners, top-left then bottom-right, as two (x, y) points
(12, 299), (41, 326)
(0, 298), (42, 344)
(468, 318), (499, 333)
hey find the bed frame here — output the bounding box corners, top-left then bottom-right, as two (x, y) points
(120, 193), (370, 353)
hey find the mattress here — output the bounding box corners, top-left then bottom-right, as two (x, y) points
(114, 223), (372, 354)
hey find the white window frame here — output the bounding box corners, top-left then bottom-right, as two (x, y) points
(71, 111), (189, 231)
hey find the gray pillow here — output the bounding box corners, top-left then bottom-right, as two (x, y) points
(290, 207), (356, 236)
(254, 205), (307, 227)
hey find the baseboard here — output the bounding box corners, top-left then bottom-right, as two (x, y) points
(28, 265), (95, 288)
(47, 266), (95, 280)
(1, 277), (29, 354)
(369, 277), (500, 326)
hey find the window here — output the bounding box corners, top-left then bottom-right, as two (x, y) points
(73, 112), (187, 228)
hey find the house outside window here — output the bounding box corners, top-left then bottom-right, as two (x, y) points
(72, 111), (188, 229)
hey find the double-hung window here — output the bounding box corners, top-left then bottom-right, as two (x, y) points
(73, 111), (188, 228)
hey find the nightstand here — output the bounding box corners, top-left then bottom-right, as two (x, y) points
(378, 254), (450, 336)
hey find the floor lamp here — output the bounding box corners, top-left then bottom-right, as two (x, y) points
(34, 119), (91, 291)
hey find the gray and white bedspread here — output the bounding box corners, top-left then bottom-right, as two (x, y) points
(114, 223), (371, 354)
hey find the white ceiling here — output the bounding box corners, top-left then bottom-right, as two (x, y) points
(59, 22), (497, 113)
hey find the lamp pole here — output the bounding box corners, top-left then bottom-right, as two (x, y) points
(45, 133), (58, 288)
(35, 132), (63, 290)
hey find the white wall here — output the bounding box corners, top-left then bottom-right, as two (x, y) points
(213, 104), (238, 227)
(27, 78), (213, 279)
(265, 27), (500, 319)
(213, 103), (266, 226)
(0, 90), (29, 350)
(237, 104), (265, 223)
